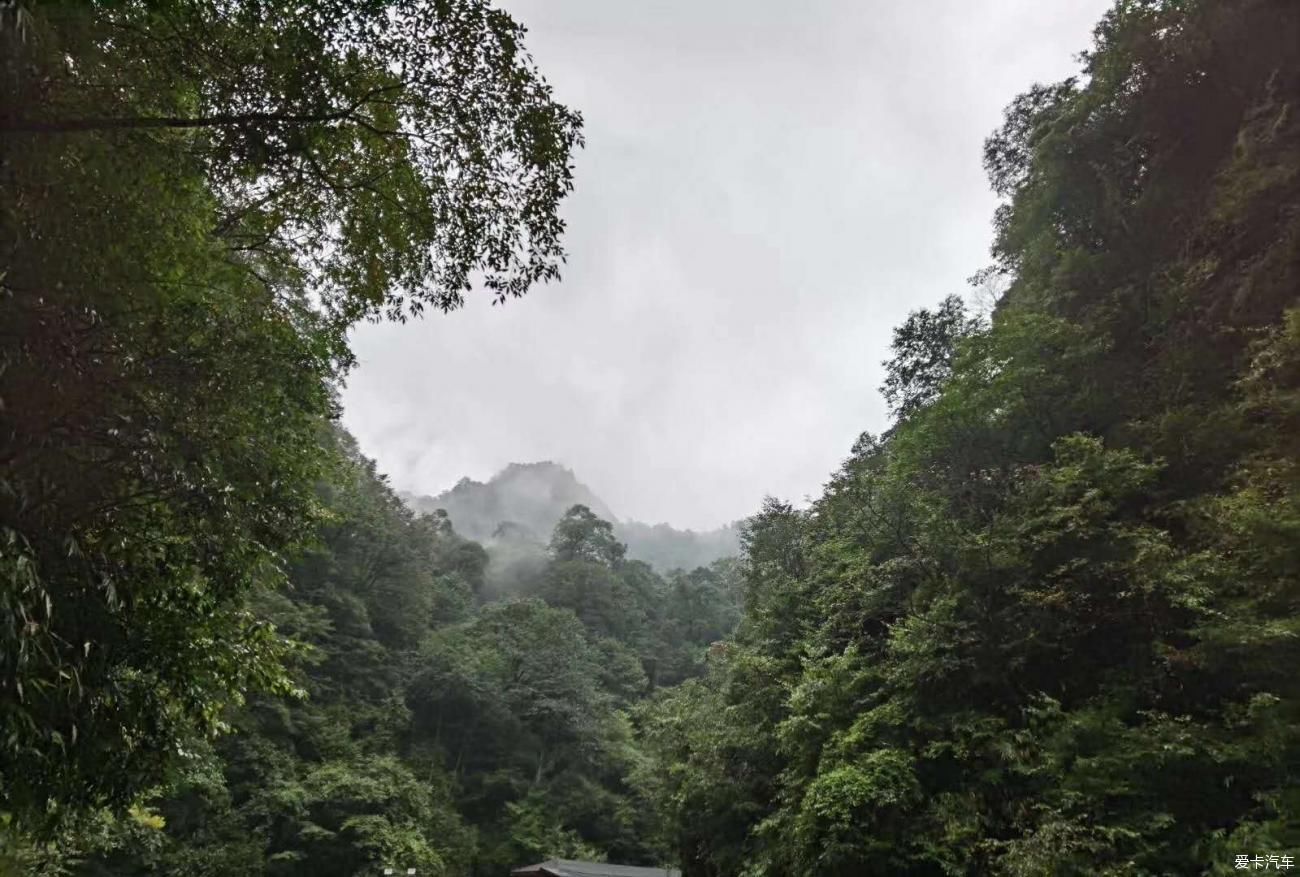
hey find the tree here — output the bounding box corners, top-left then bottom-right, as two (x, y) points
(409, 599), (610, 789)
(879, 294), (983, 421)
(642, 1), (1300, 873)
(268, 756), (471, 877)
(549, 505), (628, 567)
(26, 434), (490, 875)
(536, 560), (645, 643)
(0, 0), (581, 831)
(655, 561), (743, 687)
(4, 0), (583, 326)
(406, 598), (655, 874)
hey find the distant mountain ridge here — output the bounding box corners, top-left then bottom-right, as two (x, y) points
(399, 461), (740, 572)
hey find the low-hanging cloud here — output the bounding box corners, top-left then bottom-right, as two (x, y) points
(341, 0), (1112, 531)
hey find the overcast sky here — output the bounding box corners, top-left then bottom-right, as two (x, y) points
(340, 0), (1113, 531)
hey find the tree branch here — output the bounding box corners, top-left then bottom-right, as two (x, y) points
(2, 84), (405, 134)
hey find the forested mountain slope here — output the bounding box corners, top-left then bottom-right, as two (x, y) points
(4, 0), (1298, 875)
(402, 463), (741, 574)
(637, 1), (1300, 874)
(0, 0), (583, 871)
(403, 464), (617, 543)
(7, 433), (740, 874)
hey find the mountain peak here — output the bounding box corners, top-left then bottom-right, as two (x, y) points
(406, 461), (614, 542)
(402, 462), (738, 571)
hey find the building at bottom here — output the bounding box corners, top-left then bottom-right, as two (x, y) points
(511, 860), (681, 877)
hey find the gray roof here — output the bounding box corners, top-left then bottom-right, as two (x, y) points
(511, 860), (681, 877)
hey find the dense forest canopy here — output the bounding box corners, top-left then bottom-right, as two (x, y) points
(640, 0), (1300, 873)
(1, 0), (583, 856)
(1, 430), (738, 873)
(3, 0), (1299, 875)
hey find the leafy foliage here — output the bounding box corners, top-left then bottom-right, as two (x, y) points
(7, 0), (1300, 875)
(8, 0), (583, 324)
(0, 0), (580, 836)
(641, 1), (1300, 874)
(879, 295), (984, 421)
(7, 439), (737, 875)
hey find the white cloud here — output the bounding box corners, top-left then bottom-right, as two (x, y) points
(341, 0), (1113, 530)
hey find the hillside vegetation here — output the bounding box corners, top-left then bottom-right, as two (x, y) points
(637, 1), (1300, 873)
(2, 0), (1298, 875)
(4, 433), (738, 874)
